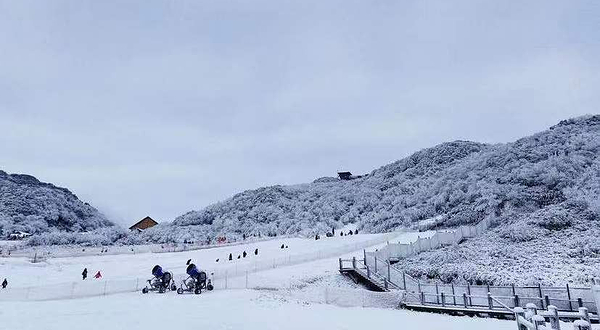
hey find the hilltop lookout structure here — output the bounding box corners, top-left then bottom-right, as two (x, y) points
(129, 216), (158, 232)
(338, 171), (367, 180)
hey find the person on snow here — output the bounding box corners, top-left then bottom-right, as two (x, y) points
(281, 244), (285, 249)
(2, 278), (7, 289)
(229, 253), (233, 261)
(94, 271), (102, 279)
(354, 229), (358, 235)
(254, 248), (259, 255)
(186, 259), (192, 265)
(82, 268), (88, 280)
(243, 251), (247, 258)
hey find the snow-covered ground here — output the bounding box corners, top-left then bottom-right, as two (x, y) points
(1, 231), (595, 330)
(0, 230), (404, 288)
(2, 290), (517, 330)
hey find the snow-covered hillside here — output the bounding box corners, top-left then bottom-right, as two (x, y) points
(0, 171), (118, 244)
(139, 115), (600, 286)
(152, 116), (599, 238)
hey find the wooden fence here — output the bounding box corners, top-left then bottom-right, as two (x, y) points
(362, 255), (598, 314)
(367, 218), (491, 262)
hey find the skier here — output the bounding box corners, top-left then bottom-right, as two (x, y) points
(243, 251), (247, 258)
(281, 244), (285, 249)
(254, 248), (259, 255)
(237, 255), (241, 259)
(354, 229), (358, 235)
(94, 271), (102, 279)
(229, 253), (232, 261)
(186, 259), (192, 265)
(1, 278), (7, 289)
(82, 268), (88, 280)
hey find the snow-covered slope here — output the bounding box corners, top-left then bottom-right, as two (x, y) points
(0, 170), (117, 243)
(143, 115), (600, 285)
(156, 115), (599, 241)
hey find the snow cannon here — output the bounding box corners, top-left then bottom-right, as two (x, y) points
(178, 263), (213, 295)
(152, 265), (164, 278)
(186, 264), (205, 281)
(142, 265), (176, 294)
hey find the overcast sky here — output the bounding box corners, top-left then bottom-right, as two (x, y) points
(0, 0), (598, 226)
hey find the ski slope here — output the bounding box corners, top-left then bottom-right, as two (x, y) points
(3, 230), (590, 330)
(1, 230), (408, 289)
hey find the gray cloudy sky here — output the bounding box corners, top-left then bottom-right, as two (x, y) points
(1, 0), (599, 226)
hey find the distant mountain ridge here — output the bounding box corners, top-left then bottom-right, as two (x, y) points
(0, 170), (115, 238)
(148, 115), (599, 245)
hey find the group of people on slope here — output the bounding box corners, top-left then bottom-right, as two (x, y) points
(81, 268), (103, 280)
(218, 248), (259, 262)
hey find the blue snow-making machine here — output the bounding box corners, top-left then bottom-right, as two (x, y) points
(177, 263), (213, 294)
(142, 265), (177, 294)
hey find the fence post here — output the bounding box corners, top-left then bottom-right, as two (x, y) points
(339, 258), (343, 270)
(363, 250), (367, 266)
(441, 292), (445, 307)
(420, 291), (425, 304)
(374, 257), (378, 273)
(578, 297), (583, 308)
(514, 307), (526, 330)
(579, 307), (591, 325)
(573, 320), (591, 330)
(526, 303), (538, 320)
(538, 283), (544, 308)
(547, 305), (560, 330)
(387, 262), (391, 281)
(467, 283), (472, 306)
(402, 272), (406, 290)
(366, 266), (370, 278)
(514, 294), (520, 308)
(451, 283), (456, 305)
(384, 278), (388, 290)
(532, 315), (546, 330)
(545, 295), (550, 309)
(567, 284), (573, 311)
(463, 293), (468, 308)
(352, 257), (356, 269)
(488, 292), (494, 310)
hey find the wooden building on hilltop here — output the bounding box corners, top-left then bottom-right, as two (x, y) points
(129, 216), (158, 232)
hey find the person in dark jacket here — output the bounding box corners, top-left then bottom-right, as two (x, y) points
(243, 251), (247, 258)
(254, 248), (259, 255)
(82, 268), (88, 280)
(2, 278), (7, 289)
(229, 253), (233, 261)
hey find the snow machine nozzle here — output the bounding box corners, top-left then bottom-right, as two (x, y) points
(152, 265), (164, 278)
(185, 264), (206, 279)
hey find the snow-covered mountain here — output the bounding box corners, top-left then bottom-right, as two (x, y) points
(143, 115), (599, 253)
(0, 171), (117, 243)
